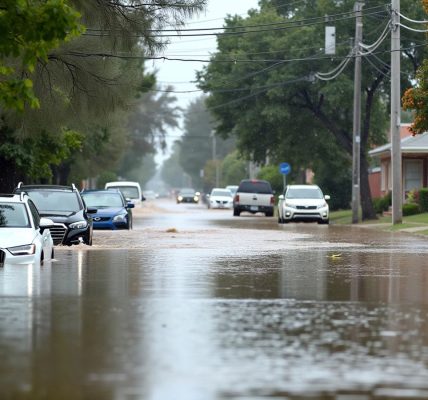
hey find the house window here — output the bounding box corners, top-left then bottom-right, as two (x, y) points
(404, 159), (423, 192)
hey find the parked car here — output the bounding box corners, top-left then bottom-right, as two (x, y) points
(277, 184), (330, 224)
(105, 181), (145, 207)
(81, 189), (134, 230)
(0, 193), (54, 265)
(233, 179), (275, 217)
(14, 183), (96, 246)
(176, 188), (200, 204)
(208, 188), (233, 209)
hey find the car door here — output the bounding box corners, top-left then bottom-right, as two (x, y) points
(28, 200), (53, 259)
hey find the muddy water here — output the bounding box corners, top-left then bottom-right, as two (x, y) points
(1, 200), (428, 399)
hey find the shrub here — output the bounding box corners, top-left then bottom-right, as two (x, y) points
(420, 188), (428, 212)
(403, 203), (420, 216)
(372, 192), (391, 214)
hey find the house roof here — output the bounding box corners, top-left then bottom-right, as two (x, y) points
(369, 132), (428, 157)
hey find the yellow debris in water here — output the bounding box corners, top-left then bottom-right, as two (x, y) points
(329, 253), (342, 259)
(166, 228), (178, 233)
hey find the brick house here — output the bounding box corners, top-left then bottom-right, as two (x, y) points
(369, 124), (428, 199)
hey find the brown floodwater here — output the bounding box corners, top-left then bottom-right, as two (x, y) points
(1, 200), (428, 400)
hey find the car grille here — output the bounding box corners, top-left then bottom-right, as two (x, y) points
(93, 217), (110, 222)
(50, 223), (67, 245)
(296, 205), (317, 210)
(216, 201), (228, 204)
(0, 250), (5, 265)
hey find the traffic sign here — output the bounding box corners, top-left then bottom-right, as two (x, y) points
(279, 162), (291, 175)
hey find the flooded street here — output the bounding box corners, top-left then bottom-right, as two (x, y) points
(2, 199), (428, 400)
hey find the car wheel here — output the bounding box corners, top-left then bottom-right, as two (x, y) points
(128, 218), (133, 230)
(233, 208), (240, 216)
(265, 211), (274, 217)
(84, 232), (93, 246)
(278, 215), (284, 224)
(51, 248), (55, 259)
(318, 219), (329, 225)
(40, 251), (44, 264)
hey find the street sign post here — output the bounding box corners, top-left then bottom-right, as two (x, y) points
(279, 162), (291, 192)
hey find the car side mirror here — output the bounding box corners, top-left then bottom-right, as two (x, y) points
(39, 217), (55, 232)
(87, 207), (98, 214)
(324, 195), (331, 200)
(127, 203), (135, 209)
(278, 195), (285, 200)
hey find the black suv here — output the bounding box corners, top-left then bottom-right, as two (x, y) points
(14, 183), (96, 246)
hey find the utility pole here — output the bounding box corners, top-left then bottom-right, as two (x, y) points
(211, 131), (219, 187)
(352, 1), (364, 224)
(391, 0), (402, 224)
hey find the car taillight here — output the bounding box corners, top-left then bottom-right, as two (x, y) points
(270, 196), (275, 205)
(234, 194), (239, 203)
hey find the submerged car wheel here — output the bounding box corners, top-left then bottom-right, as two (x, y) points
(84, 232), (93, 246)
(233, 208), (240, 216)
(51, 248), (55, 259)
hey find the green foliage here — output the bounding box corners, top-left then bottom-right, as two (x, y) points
(403, 203), (420, 216)
(96, 171), (118, 189)
(221, 151), (247, 187)
(373, 192), (392, 214)
(198, 0), (425, 219)
(161, 142), (187, 188)
(257, 165), (283, 194)
(179, 97), (235, 188)
(419, 188), (428, 212)
(0, 0), (83, 110)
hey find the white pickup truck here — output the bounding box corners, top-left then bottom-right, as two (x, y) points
(233, 179), (275, 217)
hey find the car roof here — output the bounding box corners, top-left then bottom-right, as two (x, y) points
(0, 194), (27, 203)
(16, 184), (76, 192)
(287, 185), (320, 189)
(82, 189), (122, 194)
(105, 181), (140, 186)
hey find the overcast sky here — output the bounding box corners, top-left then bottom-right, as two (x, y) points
(151, 1), (260, 164)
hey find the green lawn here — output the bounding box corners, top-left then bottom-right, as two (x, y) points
(329, 209), (428, 235)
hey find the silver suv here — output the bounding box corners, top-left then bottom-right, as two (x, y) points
(233, 179), (275, 217)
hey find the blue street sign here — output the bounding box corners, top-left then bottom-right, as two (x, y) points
(279, 162), (291, 175)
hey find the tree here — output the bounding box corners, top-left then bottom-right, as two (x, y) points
(0, 0), (206, 190)
(161, 142), (187, 189)
(198, 0), (426, 220)
(179, 96), (235, 188)
(0, 0), (83, 111)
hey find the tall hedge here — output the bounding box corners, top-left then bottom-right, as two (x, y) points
(420, 188), (428, 212)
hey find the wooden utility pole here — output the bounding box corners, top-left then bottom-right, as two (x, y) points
(391, 0), (402, 224)
(352, 1), (364, 224)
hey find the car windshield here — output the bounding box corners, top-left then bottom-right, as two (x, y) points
(0, 203), (30, 228)
(27, 191), (81, 212)
(211, 189), (232, 197)
(108, 186), (139, 199)
(286, 187), (324, 199)
(82, 192), (124, 208)
(180, 189), (195, 195)
(238, 181), (272, 194)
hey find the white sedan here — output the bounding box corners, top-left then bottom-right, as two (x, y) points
(208, 188), (233, 209)
(0, 194), (55, 266)
(277, 184), (330, 225)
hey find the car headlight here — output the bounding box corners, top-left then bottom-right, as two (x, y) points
(317, 202), (327, 209)
(70, 220), (88, 229)
(194, 196), (199, 202)
(113, 213), (127, 222)
(8, 244), (36, 256)
(285, 202), (295, 208)
(178, 196), (183, 201)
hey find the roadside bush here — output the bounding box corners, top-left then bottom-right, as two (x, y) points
(403, 203), (420, 216)
(420, 188), (428, 212)
(372, 192), (391, 214)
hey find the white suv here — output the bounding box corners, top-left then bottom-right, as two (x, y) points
(277, 184), (330, 224)
(233, 179), (275, 217)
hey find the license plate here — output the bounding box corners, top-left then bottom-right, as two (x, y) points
(250, 206), (258, 211)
